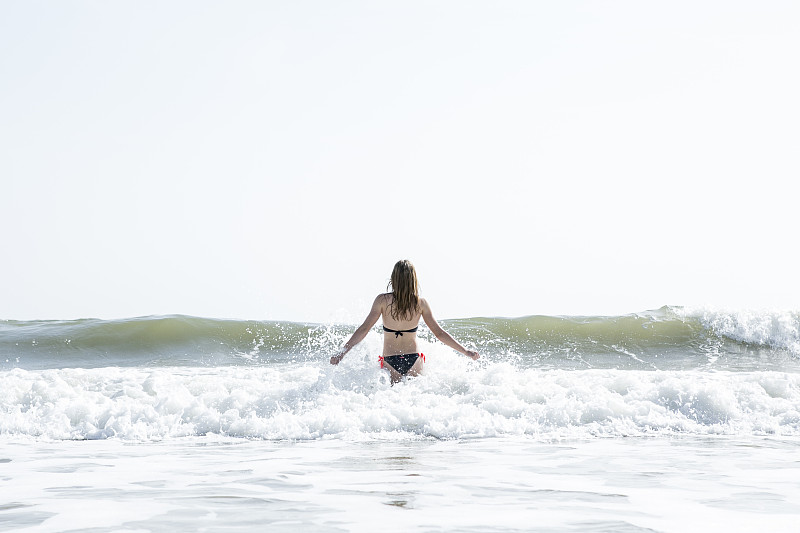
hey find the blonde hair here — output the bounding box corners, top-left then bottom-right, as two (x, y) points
(388, 259), (420, 321)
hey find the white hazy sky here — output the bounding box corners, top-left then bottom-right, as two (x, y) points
(2, 1), (798, 323)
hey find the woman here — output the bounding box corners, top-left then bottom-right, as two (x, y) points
(330, 260), (479, 383)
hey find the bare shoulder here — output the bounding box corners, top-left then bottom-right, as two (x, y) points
(375, 293), (392, 308)
(419, 297), (432, 313)
(419, 297), (439, 328)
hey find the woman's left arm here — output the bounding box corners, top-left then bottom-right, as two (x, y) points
(330, 295), (383, 365)
(420, 298), (480, 360)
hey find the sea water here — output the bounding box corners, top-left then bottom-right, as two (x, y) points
(2, 307), (800, 531)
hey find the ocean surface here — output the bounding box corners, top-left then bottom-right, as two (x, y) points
(2, 306), (800, 531)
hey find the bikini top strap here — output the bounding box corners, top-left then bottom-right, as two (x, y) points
(382, 325), (419, 338)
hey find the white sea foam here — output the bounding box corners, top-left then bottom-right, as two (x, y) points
(2, 339), (799, 441)
(679, 306), (800, 354)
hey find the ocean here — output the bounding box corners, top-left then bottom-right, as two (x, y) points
(2, 306), (799, 532)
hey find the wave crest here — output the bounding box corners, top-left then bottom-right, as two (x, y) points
(2, 307), (799, 371)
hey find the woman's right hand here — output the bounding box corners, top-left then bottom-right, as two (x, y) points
(330, 354), (344, 365)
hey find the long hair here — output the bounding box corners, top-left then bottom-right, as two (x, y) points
(388, 259), (420, 321)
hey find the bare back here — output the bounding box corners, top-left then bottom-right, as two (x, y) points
(379, 293), (421, 356)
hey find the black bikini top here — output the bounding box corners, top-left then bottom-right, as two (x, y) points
(383, 325), (418, 338)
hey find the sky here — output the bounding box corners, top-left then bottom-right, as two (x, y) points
(1, 1), (798, 323)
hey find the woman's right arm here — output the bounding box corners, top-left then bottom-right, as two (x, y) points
(330, 295), (383, 365)
(420, 298), (479, 360)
